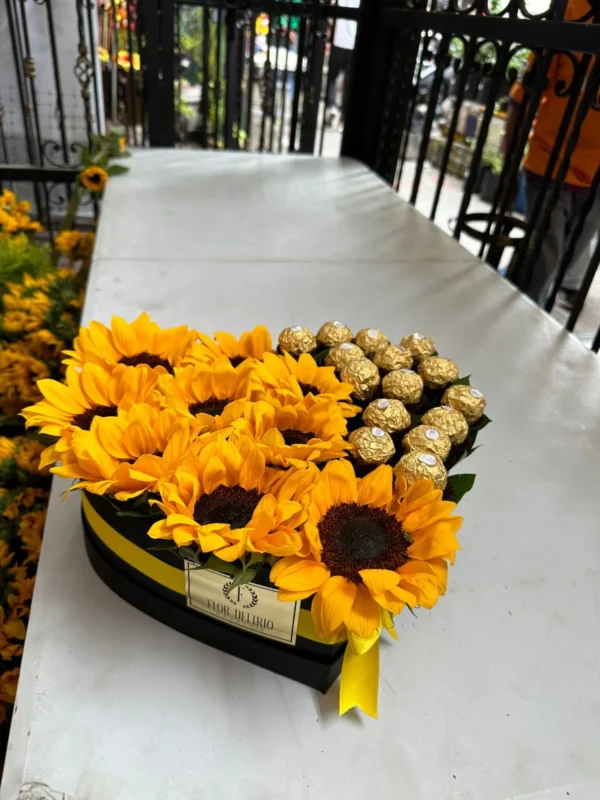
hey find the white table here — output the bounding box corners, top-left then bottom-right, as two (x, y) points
(4, 152), (600, 800)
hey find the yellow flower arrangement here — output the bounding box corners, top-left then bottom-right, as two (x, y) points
(24, 315), (488, 720)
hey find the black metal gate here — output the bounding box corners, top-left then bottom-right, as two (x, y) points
(343, 0), (600, 349)
(141, 0), (361, 153)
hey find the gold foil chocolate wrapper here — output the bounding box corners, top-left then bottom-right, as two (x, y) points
(441, 384), (486, 425)
(382, 368), (423, 405)
(373, 344), (413, 372)
(316, 320), (353, 348)
(417, 356), (459, 390)
(325, 342), (364, 369)
(354, 328), (389, 357)
(422, 406), (469, 445)
(363, 398), (411, 433)
(340, 358), (380, 401)
(400, 333), (436, 362)
(349, 426), (395, 465)
(395, 450), (447, 490)
(278, 326), (317, 356)
(403, 424), (451, 461)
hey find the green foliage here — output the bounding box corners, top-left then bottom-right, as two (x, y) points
(446, 473), (476, 504)
(0, 238), (53, 295)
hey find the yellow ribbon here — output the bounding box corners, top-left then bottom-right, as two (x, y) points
(82, 494), (380, 717)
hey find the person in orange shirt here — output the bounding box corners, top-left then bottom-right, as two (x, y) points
(504, 0), (600, 307)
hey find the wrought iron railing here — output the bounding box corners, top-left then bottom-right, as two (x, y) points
(141, 0), (361, 152)
(343, 0), (600, 350)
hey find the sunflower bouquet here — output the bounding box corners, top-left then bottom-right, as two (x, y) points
(23, 315), (489, 717)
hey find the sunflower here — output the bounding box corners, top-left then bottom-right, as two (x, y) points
(184, 325), (272, 367)
(237, 397), (350, 468)
(159, 357), (262, 433)
(0, 609), (25, 661)
(1, 310), (41, 334)
(80, 165), (108, 193)
(0, 667), (20, 704)
(22, 362), (159, 441)
(14, 438), (48, 475)
(0, 347), (49, 416)
(0, 438), (16, 462)
(55, 230), (82, 254)
(52, 404), (198, 499)
(23, 329), (64, 360)
(271, 460), (462, 644)
(148, 436), (318, 561)
(254, 352), (359, 417)
(62, 312), (196, 372)
(17, 508), (46, 563)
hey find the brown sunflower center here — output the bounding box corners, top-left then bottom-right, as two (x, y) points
(318, 502), (410, 583)
(188, 397), (228, 417)
(72, 404), (118, 431)
(119, 352), (174, 373)
(229, 356), (245, 368)
(299, 382), (320, 396)
(88, 172), (102, 184)
(282, 428), (313, 446)
(193, 485), (263, 529)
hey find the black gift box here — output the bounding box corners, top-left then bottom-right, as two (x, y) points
(82, 491), (345, 692)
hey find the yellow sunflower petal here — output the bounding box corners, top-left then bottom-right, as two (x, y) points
(357, 465), (393, 508)
(402, 500), (457, 533)
(313, 576), (357, 637)
(271, 556), (330, 598)
(213, 331), (239, 358)
(344, 583), (381, 638)
(359, 569), (417, 613)
(322, 459), (357, 506)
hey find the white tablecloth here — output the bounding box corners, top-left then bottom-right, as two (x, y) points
(3, 152), (600, 800)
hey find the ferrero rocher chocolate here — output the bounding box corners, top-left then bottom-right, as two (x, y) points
(340, 358), (380, 401)
(403, 424), (451, 461)
(316, 320), (353, 348)
(278, 326), (317, 356)
(441, 385), (486, 425)
(400, 333), (436, 362)
(373, 344), (413, 372)
(325, 342), (364, 369)
(349, 426), (395, 465)
(417, 356), (459, 390)
(363, 398), (411, 433)
(422, 406), (469, 445)
(354, 328), (389, 357)
(381, 368), (423, 405)
(395, 450), (447, 490)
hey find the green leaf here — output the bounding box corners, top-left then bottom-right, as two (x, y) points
(176, 545), (202, 565)
(474, 413), (492, 431)
(452, 375), (471, 386)
(314, 348), (331, 366)
(229, 561), (262, 590)
(107, 164), (129, 177)
(146, 542), (177, 553)
(446, 473), (476, 503)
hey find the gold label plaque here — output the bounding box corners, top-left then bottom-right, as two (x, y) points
(185, 565), (299, 646)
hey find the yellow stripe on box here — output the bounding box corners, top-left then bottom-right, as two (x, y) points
(82, 494), (186, 595)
